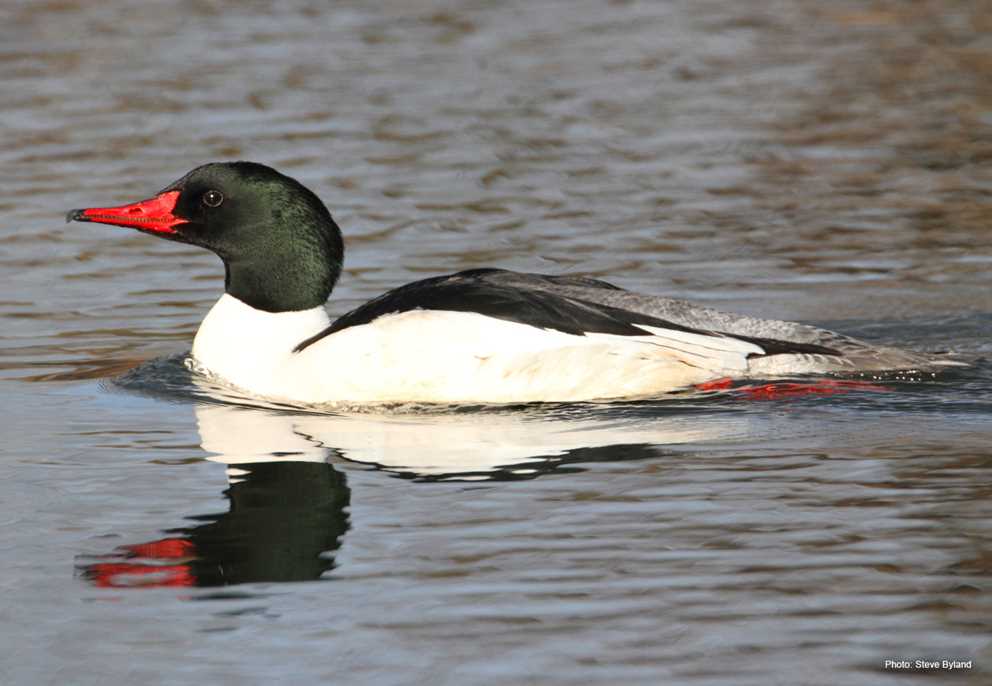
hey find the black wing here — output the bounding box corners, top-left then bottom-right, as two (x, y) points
(294, 269), (842, 358)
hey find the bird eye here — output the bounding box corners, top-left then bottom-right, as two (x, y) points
(202, 190), (224, 208)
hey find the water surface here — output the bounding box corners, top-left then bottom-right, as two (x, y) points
(2, 1), (991, 684)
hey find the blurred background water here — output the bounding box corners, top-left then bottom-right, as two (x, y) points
(1, 1), (990, 684)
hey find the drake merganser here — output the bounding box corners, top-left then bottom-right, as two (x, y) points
(68, 162), (955, 404)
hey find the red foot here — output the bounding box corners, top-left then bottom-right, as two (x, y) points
(696, 378), (890, 399)
(695, 377), (735, 391)
(120, 537), (197, 560)
(84, 562), (195, 588)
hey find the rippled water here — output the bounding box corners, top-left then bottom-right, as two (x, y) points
(2, 1), (991, 684)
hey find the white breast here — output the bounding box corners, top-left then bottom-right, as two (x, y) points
(191, 294), (331, 397)
(190, 295), (757, 404)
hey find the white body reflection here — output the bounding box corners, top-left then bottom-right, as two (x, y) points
(194, 396), (754, 480)
(79, 386), (760, 588)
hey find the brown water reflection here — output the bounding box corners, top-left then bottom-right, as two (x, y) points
(1, 1), (990, 684)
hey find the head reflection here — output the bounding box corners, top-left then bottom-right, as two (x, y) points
(79, 406), (351, 588)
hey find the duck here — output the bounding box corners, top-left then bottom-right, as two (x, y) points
(67, 161), (957, 404)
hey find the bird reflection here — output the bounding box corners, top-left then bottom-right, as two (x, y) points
(80, 460), (349, 588)
(79, 396), (752, 588)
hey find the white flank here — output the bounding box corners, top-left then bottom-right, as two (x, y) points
(190, 295), (760, 404)
(630, 324), (764, 370)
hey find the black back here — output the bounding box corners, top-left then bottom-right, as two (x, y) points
(295, 269), (843, 359)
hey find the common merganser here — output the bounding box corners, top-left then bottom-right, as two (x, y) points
(68, 162), (955, 404)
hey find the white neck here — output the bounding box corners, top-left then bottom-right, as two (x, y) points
(191, 294), (330, 395)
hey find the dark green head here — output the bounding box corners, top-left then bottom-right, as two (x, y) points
(69, 162), (344, 312)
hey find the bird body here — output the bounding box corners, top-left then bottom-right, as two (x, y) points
(69, 162), (959, 405)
